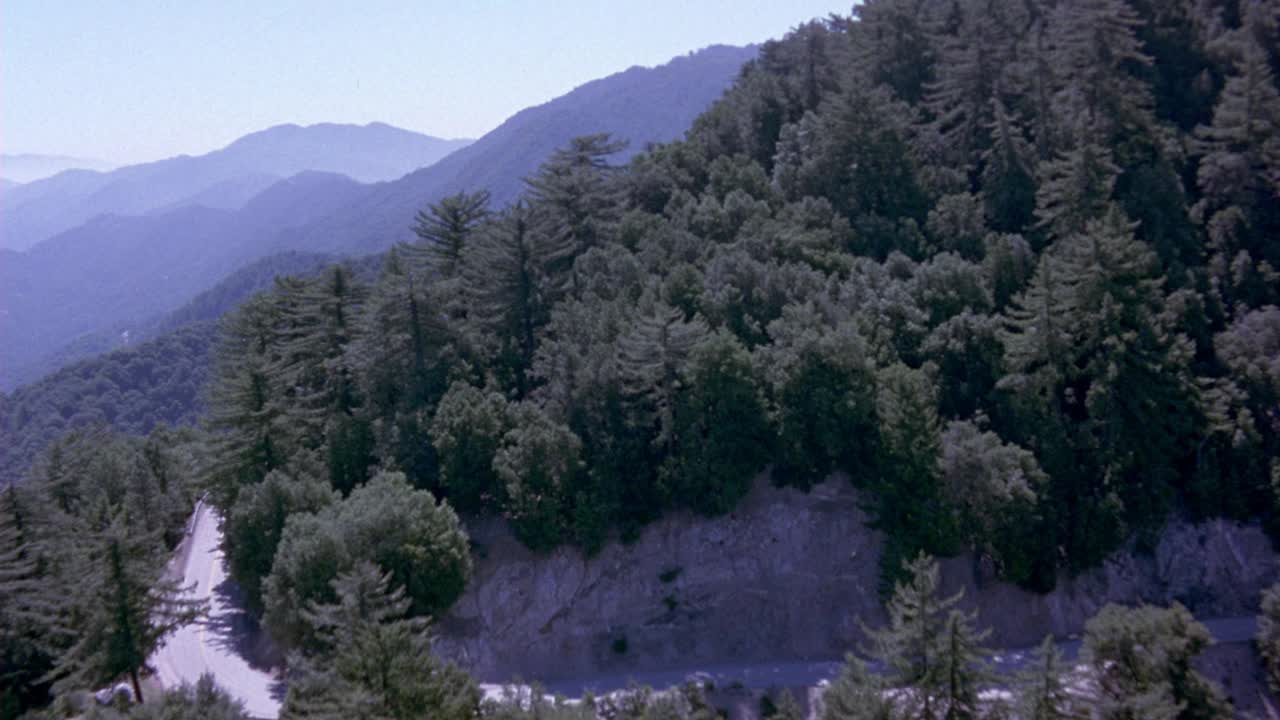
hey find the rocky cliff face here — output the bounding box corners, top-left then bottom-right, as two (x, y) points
(435, 475), (1280, 684)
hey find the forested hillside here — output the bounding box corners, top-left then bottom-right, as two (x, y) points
(4, 0), (1280, 717)
(201, 0), (1280, 597)
(0, 252), (382, 483)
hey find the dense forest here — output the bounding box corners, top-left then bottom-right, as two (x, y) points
(3, 0), (1280, 716)
(203, 0), (1280, 592)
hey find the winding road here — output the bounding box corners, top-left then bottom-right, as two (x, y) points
(148, 503), (1260, 718)
(150, 501), (284, 719)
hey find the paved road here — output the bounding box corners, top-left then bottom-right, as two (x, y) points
(150, 501), (284, 719)
(537, 616), (1259, 698)
(150, 503), (1261, 717)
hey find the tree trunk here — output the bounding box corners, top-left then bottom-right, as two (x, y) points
(130, 668), (144, 704)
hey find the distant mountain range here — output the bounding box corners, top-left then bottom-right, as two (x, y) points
(281, 45), (757, 255)
(0, 123), (471, 251)
(0, 45), (756, 390)
(0, 153), (116, 184)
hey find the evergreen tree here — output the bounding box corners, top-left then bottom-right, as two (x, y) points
(1046, 0), (1155, 145)
(1259, 583), (1280, 694)
(352, 248), (460, 489)
(204, 294), (290, 509)
(1193, 33), (1280, 305)
(283, 562), (478, 720)
(871, 365), (954, 577)
(409, 189), (492, 278)
(1015, 636), (1084, 720)
(863, 553), (972, 714)
(463, 203), (566, 397)
(49, 515), (204, 704)
(0, 484), (57, 717)
(267, 266), (371, 493)
(821, 655), (895, 720)
(616, 300), (710, 464)
(1033, 142), (1120, 244)
(525, 134), (627, 271)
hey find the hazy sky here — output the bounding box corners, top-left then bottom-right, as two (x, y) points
(2, 1), (849, 165)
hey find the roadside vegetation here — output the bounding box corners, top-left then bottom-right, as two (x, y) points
(3, 0), (1279, 716)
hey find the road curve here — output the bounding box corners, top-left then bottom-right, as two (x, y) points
(150, 501), (283, 719)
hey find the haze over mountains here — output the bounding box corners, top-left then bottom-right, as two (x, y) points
(0, 153), (116, 184)
(0, 123), (471, 251)
(0, 44), (756, 391)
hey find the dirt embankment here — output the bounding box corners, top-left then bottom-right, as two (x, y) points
(435, 475), (1279, 711)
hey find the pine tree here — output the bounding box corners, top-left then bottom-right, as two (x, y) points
(982, 98), (1039, 233)
(1033, 142), (1120, 244)
(863, 553), (968, 715)
(408, 189), (491, 278)
(820, 656), (895, 720)
(0, 484), (58, 716)
(204, 294), (290, 509)
(49, 515), (204, 704)
(1046, 0), (1155, 145)
(871, 366), (954, 577)
(525, 134), (627, 294)
(1195, 35), (1280, 214)
(1259, 583), (1280, 694)
(351, 248), (458, 488)
(1016, 636), (1084, 720)
(616, 300), (709, 463)
(463, 203), (566, 397)
(283, 562), (478, 720)
(934, 608), (991, 720)
(1193, 32), (1280, 303)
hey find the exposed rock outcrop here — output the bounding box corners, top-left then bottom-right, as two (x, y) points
(435, 475), (1280, 684)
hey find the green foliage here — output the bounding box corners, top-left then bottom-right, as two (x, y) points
(666, 331), (772, 515)
(48, 515), (204, 704)
(18, 6), (1268, 670)
(493, 403), (584, 551)
(282, 562), (479, 720)
(429, 381), (512, 513)
(410, 189), (492, 278)
(264, 471), (471, 649)
(1015, 636), (1083, 720)
(84, 675), (249, 720)
(223, 470), (338, 613)
(862, 554), (990, 717)
(820, 656), (894, 720)
(1258, 583), (1280, 694)
(1082, 603), (1232, 720)
(0, 322), (215, 486)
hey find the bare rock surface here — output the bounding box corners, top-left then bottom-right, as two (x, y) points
(435, 475), (1280, 683)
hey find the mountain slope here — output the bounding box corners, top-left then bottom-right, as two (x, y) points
(280, 45), (757, 254)
(0, 173), (373, 385)
(0, 45), (756, 389)
(0, 153), (115, 183)
(0, 123), (470, 250)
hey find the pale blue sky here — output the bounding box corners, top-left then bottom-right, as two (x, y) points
(2, 1), (850, 165)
